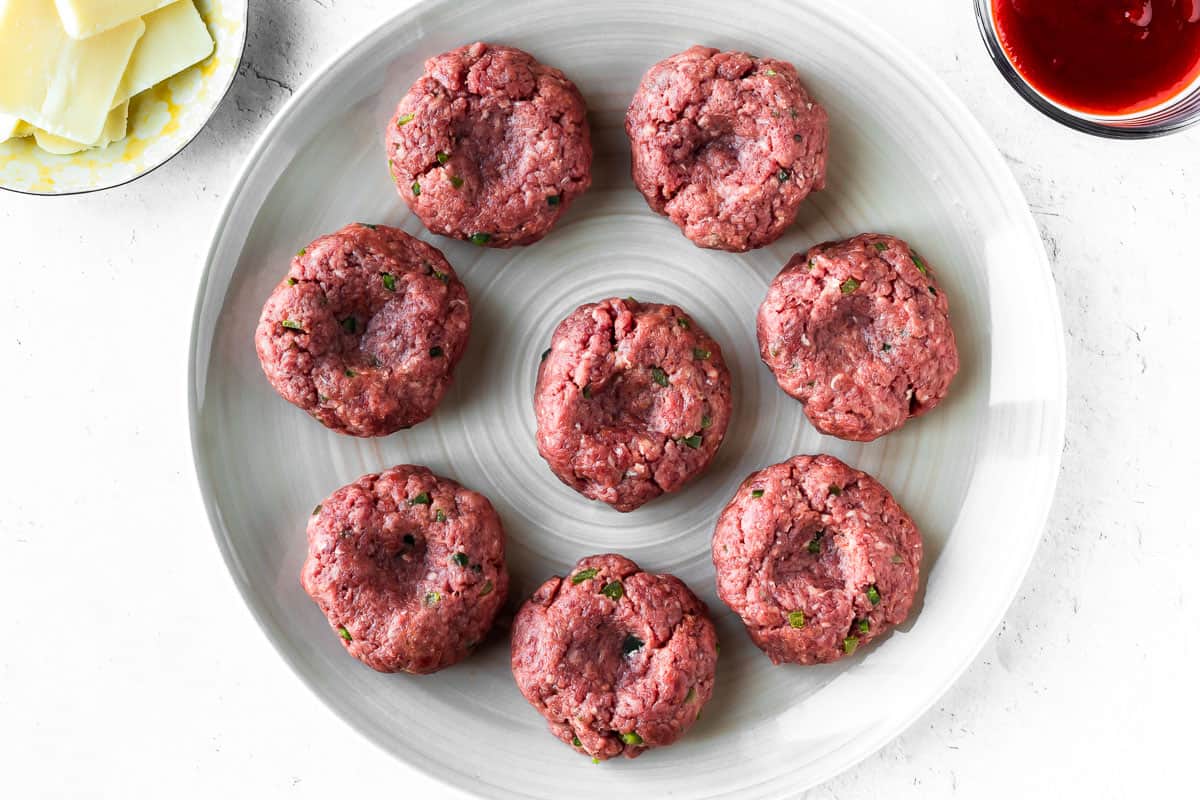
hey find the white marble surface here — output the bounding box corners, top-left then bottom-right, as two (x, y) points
(1, 1), (1195, 797)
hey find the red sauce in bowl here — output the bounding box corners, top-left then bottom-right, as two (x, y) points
(994, 0), (1200, 115)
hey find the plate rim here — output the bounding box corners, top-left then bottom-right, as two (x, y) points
(0, 0), (250, 198)
(187, 0), (1067, 795)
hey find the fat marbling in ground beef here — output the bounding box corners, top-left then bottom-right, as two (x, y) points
(386, 42), (592, 248)
(712, 454), (921, 665)
(625, 45), (829, 252)
(255, 223), (470, 438)
(300, 465), (508, 674)
(757, 233), (959, 441)
(511, 554), (718, 760)
(534, 297), (733, 512)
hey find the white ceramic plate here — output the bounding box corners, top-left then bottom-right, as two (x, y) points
(189, 1), (1065, 796)
(0, 0), (247, 196)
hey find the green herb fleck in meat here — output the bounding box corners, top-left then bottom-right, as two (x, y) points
(843, 636), (859, 655)
(540, 347), (551, 362)
(424, 591), (441, 606)
(547, 194), (561, 206)
(281, 319), (304, 331)
(678, 317), (691, 329)
(808, 530), (824, 554)
(312, 504), (323, 516)
(890, 554), (904, 564)
(429, 346), (444, 358)
(296, 247), (307, 257)
(341, 317), (357, 334)
(581, 384), (591, 399)
(479, 580), (494, 597)
(451, 552), (469, 567)
(857, 618), (870, 634)
(680, 434), (702, 449)
(866, 584), (881, 605)
(411, 181), (421, 196)
(436, 151), (450, 164)
(449, 174), (464, 189)
(651, 366), (669, 387)
(337, 626), (352, 641)
(381, 272), (396, 291)
(828, 484), (843, 496)
(763, 68), (777, 76)
(777, 168), (791, 182)
(622, 634), (644, 655)
(573, 736), (582, 747)
(701, 414), (713, 429)
(435, 510), (447, 523)
(928, 286), (937, 296)
(601, 581), (624, 601)
(361, 223), (378, 230)
(621, 732), (643, 746)
(882, 342), (892, 352)
(571, 567), (599, 584)
(840, 277), (860, 294)
(693, 347), (711, 360)
(469, 232), (491, 245)
(873, 242), (887, 253)
(396, 112), (415, 126)
(432, 269), (449, 283)
(286, 277), (298, 286)
(788, 610), (806, 629)
(685, 687), (696, 703)
(751, 489), (765, 498)
(409, 492), (432, 506)
(913, 254), (929, 275)
(344, 368), (357, 378)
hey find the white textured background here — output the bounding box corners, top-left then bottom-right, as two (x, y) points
(1, 1), (1195, 797)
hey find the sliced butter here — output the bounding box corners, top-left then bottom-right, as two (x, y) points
(53, 0), (173, 40)
(0, 0), (144, 143)
(113, 0), (213, 106)
(33, 100), (129, 154)
(0, 114), (23, 141)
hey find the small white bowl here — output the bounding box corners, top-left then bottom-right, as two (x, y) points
(0, 0), (247, 196)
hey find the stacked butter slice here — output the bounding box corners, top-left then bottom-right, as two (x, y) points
(0, 0), (214, 154)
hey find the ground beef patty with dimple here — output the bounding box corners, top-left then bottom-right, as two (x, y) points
(255, 223), (470, 438)
(511, 554), (718, 761)
(625, 45), (829, 252)
(758, 234), (959, 442)
(534, 297), (733, 512)
(301, 465), (508, 674)
(386, 42), (592, 248)
(712, 455), (921, 665)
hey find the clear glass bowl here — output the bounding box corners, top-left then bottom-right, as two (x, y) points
(974, 0), (1200, 139)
